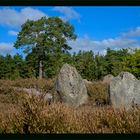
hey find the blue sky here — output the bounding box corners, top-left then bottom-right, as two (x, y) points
(0, 6), (140, 56)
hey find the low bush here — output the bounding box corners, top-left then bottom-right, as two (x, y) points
(85, 81), (109, 105)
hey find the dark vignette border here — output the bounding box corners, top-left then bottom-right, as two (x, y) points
(0, 0), (140, 6)
(0, 0), (140, 139)
(0, 134), (140, 140)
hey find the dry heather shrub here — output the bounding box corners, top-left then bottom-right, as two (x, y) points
(85, 81), (109, 105)
(0, 79), (140, 133)
(11, 78), (54, 92)
(42, 103), (82, 133)
(0, 97), (140, 133)
(53, 105), (139, 133)
(0, 78), (54, 105)
(15, 94), (48, 133)
(0, 102), (21, 133)
(0, 86), (20, 104)
(0, 79), (54, 105)
(74, 106), (140, 133)
(17, 96), (82, 133)
(0, 80), (13, 87)
(0, 85), (30, 105)
(0, 95), (45, 133)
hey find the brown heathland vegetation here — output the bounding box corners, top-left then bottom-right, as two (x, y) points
(0, 79), (140, 133)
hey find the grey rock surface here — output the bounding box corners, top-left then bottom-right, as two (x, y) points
(13, 87), (53, 103)
(55, 64), (88, 107)
(83, 79), (93, 85)
(13, 87), (42, 96)
(103, 74), (114, 83)
(110, 72), (140, 109)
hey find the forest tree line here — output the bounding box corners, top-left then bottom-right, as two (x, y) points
(0, 16), (140, 80)
(0, 48), (140, 81)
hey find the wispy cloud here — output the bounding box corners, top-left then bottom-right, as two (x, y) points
(69, 35), (140, 54)
(121, 27), (140, 38)
(0, 43), (14, 55)
(53, 7), (80, 21)
(0, 7), (47, 28)
(8, 30), (18, 36)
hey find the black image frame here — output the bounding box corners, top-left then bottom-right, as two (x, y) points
(0, 0), (140, 140)
(0, 0), (140, 6)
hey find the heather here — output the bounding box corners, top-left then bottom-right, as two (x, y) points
(0, 79), (139, 133)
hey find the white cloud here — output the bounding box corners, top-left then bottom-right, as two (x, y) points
(69, 35), (140, 54)
(95, 38), (138, 49)
(0, 43), (14, 55)
(122, 27), (140, 38)
(8, 30), (18, 36)
(53, 7), (80, 21)
(0, 7), (47, 28)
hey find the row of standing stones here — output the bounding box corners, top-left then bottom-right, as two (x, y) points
(53, 63), (140, 109)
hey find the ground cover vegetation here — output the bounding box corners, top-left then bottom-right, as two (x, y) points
(0, 79), (140, 133)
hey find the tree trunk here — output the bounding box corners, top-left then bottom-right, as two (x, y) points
(43, 71), (46, 78)
(39, 60), (43, 79)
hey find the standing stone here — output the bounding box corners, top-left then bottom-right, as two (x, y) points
(54, 64), (88, 107)
(110, 72), (140, 109)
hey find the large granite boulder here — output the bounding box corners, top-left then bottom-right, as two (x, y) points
(109, 72), (140, 109)
(54, 64), (88, 107)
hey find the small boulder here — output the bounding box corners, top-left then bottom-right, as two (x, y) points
(109, 72), (140, 109)
(103, 74), (114, 83)
(44, 93), (53, 104)
(83, 79), (93, 85)
(54, 64), (88, 107)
